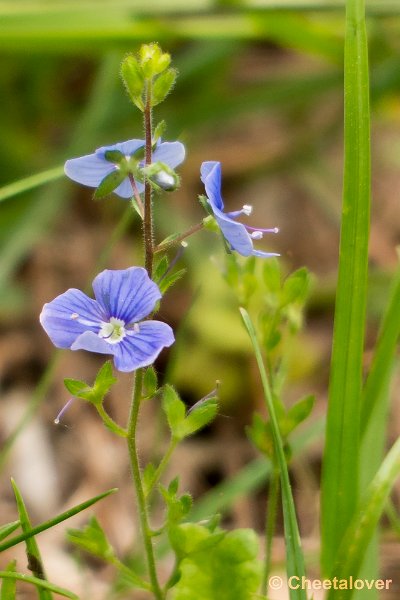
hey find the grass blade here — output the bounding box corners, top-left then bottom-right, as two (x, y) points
(0, 487), (117, 554)
(0, 572), (77, 599)
(0, 167), (63, 204)
(11, 479), (52, 600)
(0, 522), (19, 542)
(327, 436), (400, 600)
(0, 561), (16, 600)
(240, 308), (307, 600)
(320, 0), (371, 573)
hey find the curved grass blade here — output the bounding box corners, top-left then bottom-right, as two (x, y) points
(0, 167), (63, 204)
(0, 488), (117, 554)
(0, 522), (19, 542)
(320, 0), (371, 573)
(240, 307), (307, 600)
(0, 572), (77, 599)
(327, 436), (400, 600)
(11, 479), (52, 600)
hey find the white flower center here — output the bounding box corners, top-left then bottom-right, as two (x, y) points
(99, 317), (127, 344)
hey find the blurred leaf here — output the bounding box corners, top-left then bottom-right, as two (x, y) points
(162, 385), (186, 438)
(94, 169), (127, 199)
(67, 517), (114, 561)
(143, 366), (158, 399)
(283, 395), (315, 436)
(170, 527), (262, 600)
(281, 267), (311, 306)
(0, 572), (77, 599)
(120, 54), (145, 111)
(158, 268), (186, 294)
(181, 397), (218, 437)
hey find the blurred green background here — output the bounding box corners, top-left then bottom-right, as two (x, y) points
(1, 1), (400, 596)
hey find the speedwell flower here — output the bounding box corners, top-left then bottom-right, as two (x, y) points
(40, 267), (174, 372)
(200, 161), (279, 258)
(64, 139), (185, 198)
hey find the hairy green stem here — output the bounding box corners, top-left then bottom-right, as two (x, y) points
(154, 222), (205, 254)
(127, 370), (163, 600)
(145, 437), (178, 498)
(144, 80), (154, 277)
(96, 404), (127, 438)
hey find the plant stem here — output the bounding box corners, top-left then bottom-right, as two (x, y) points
(261, 466), (280, 596)
(144, 80), (154, 277)
(128, 173), (145, 218)
(145, 437), (178, 498)
(96, 404), (127, 438)
(127, 369), (163, 600)
(154, 222), (204, 254)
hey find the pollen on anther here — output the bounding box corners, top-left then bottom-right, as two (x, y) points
(70, 313), (79, 320)
(242, 204), (253, 216)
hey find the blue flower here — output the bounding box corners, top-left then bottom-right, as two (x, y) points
(200, 161), (279, 258)
(40, 267), (174, 372)
(64, 139), (185, 199)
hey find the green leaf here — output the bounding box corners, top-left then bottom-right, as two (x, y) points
(142, 463), (157, 497)
(281, 267), (311, 306)
(327, 436), (400, 600)
(263, 257), (281, 293)
(140, 43), (171, 77)
(143, 366), (158, 399)
(180, 397), (218, 437)
(11, 479), (52, 600)
(120, 54), (145, 111)
(162, 385), (186, 438)
(94, 170), (127, 199)
(158, 268), (186, 295)
(64, 362), (116, 406)
(153, 255), (169, 283)
(246, 414), (273, 457)
(170, 527), (262, 600)
(0, 572), (77, 599)
(153, 120), (167, 145)
(152, 69), (177, 107)
(321, 0), (371, 573)
(282, 395), (315, 437)
(0, 489), (117, 553)
(0, 521), (19, 542)
(1, 561), (16, 600)
(67, 517), (114, 561)
(159, 484), (192, 526)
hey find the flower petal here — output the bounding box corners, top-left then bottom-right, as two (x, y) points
(113, 321), (174, 372)
(70, 331), (114, 354)
(92, 267), (162, 323)
(215, 213), (255, 256)
(113, 176), (134, 199)
(153, 141), (185, 169)
(40, 289), (104, 349)
(96, 139), (144, 158)
(200, 161), (224, 211)
(64, 154), (115, 188)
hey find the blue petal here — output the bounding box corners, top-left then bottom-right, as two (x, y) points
(153, 141), (185, 169)
(40, 289), (104, 349)
(71, 331), (114, 355)
(215, 213), (254, 256)
(113, 177), (134, 199)
(113, 321), (174, 372)
(96, 139), (144, 158)
(92, 267), (162, 323)
(200, 161), (224, 211)
(64, 154), (115, 188)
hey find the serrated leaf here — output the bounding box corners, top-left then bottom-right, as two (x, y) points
(168, 477), (179, 496)
(170, 528), (262, 600)
(1, 560), (16, 600)
(94, 170), (127, 199)
(181, 398), (218, 438)
(67, 517), (114, 561)
(153, 120), (166, 145)
(152, 69), (177, 107)
(162, 385), (186, 437)
(11, 479), (52, 600)
(0, 521), (19, 542)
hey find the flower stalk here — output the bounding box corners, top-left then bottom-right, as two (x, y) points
(127, 369), (163, 599)
(144, 79), (154, 277)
